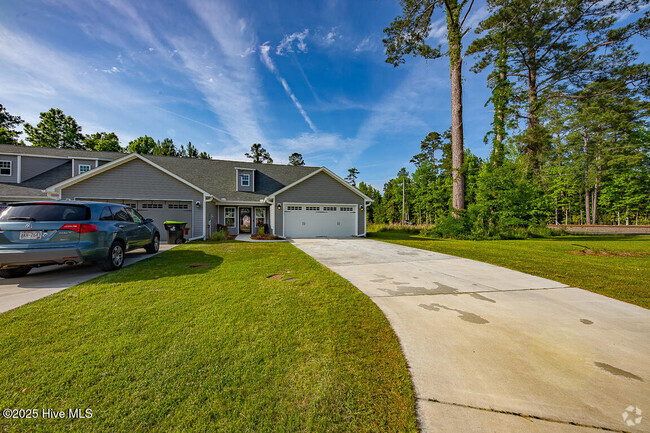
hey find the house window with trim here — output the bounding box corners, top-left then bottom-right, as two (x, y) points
(224, 207), (235, 227)
(240, 174), (250, 187)
(254, 208), (265, 227)
(78, 164), (91, 174)
(0, 161), (11, 176)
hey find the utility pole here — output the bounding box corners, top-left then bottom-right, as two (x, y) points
(402, 179), (405, 224)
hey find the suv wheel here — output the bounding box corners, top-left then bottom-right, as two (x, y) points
(145, 233), (160, 254)
(0, 266), (32, 279)
(100, 240), (125, 271)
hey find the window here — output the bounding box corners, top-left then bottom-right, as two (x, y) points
(340, 207), (354, 212)
(254, 208), (265, 227)
(99, 207), (113, 221)
(141, 203), (163, 209)
(78, 164), (91, 174)
(0, 161), (11, 176)
(286, 205), (302, 211)
(224, 207), (235, 227)
(240, 173), (250, 187)
(168, 203), (189, 209)
(126, 207), (144, 223)
(323, 206), (337, 211)
(305, 206), (320, 211)
(0, 203), (90, 221)
(110, 206), (133, 222)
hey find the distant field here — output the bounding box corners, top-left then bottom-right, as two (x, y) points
(368, 229), (650, 309)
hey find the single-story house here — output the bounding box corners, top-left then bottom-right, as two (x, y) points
(0, 144), (372, 240)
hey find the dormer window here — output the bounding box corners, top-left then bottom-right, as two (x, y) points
(241, 174), (250, 187)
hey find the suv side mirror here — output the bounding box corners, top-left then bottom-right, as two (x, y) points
(144, 218), (154, 224)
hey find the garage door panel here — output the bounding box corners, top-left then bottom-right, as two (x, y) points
(284, 205), (356, 238)
(138, 201), (191, 241)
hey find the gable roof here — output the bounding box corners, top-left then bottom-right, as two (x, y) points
(266, 167), (373, 202)
(45, 152), (323, 201)
(0, 144), (123, 161)
(0, 183), (49, 199)
(140, 155), (319, 201)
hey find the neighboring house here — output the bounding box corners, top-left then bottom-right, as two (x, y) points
(0, 144), (372, 240)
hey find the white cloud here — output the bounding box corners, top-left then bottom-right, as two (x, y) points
(354, 35), (380, 53)
(178, 0), (268, 148)
(276, 29), (309, 55)
(259, 42), (317, 132)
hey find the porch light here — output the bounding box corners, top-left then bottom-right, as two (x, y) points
(360, 205), (364, 211)
(196, 201), (201, 208)
(277, 204), (281, 210)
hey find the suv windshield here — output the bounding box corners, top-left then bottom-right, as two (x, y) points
(0, 204), (91, 222)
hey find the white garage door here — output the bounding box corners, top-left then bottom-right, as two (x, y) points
(284, 204), (356, 238)
(78, 199), (192, 241)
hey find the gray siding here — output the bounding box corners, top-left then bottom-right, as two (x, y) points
(72, 158), (99, 176)
(236, 169), (255, 192)
(21, 156), (67, 182)
(61, 159), (204, 238)
(0, 155), (18, 183)
(274, 172), (366, 236)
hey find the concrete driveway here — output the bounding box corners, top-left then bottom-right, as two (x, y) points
(292, 238), (650, 433)
(0, 244), (176, 314)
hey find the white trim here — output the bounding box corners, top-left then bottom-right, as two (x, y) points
(202, 195), (207, 240)
(16, 155), (22, 183)
(0, 159), (13, 177)
(265, 167), (373, 202)
(214, 200), (267, 206)
(233, 167), (257, 171)
(46, 153), (211, 196)
(224, 206), (236, 229)
(235, 168), (238, 192)
(270, 197), (276, 235)
(78, 164), (91, 175)
(94, 159), (99, 168)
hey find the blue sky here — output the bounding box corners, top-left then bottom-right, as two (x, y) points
(0, 1), (645, 189)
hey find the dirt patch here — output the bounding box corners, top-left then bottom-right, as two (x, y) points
(188, 263), (209, 268)
(569, 249), (649, 257)
(267, 274), (284, 280)
(283, 278), (297, 282)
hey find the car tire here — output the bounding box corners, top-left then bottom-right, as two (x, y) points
(145, 233), (160, 254)
(0, 266), (32, 279)
(100, 240), (125, 271)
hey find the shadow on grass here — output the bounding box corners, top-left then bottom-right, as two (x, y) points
(94, 249), (224, 284)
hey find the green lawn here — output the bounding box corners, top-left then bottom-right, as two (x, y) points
(368, 230), (650, 309)
(0, 242), (417, 433)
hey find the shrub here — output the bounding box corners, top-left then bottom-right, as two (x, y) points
(211, 228), (228, 241)
(258, 226), (265, 236)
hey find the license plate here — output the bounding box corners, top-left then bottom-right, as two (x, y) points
(19, 231), (43, 240)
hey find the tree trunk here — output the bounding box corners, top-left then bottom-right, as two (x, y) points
(555, 198), (559, 225)
(447, 2), (465, 215)
(617, 210), (620, 225)
(585, 189), (591, 225)
(592, 185), (597, 224)
(625, 208), (629, 225)
(526, 49), (541, 171)
(583, 128), (590, 225)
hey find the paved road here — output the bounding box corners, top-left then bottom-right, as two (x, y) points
(292, 238), (650, 433)
(0, 244), (176, 314)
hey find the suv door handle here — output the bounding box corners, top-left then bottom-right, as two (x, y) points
(118, 224), (126, 228)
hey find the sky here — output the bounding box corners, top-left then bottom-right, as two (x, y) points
(0, 0), (646, 189)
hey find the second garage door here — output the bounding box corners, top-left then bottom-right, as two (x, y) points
(284, 204), (356, 238)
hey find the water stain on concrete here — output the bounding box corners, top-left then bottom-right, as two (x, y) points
(594, 362), (643, 381)
(397, 251), (419, 256)
(380, 286), (438, 296)
(419, 302), (489, 324)
(370, 279), (386, 283)
(469, 293), (496, 303)
(580, 319), (593, 325)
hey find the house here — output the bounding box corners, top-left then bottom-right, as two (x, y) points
(0, 144), (372, 240)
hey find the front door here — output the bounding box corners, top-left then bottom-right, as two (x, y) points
(239, 208), (252, 233)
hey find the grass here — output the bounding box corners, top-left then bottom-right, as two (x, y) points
(0, 241), (417, 433)
(368, 229), (650, 309)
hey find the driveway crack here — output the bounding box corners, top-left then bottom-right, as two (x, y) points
(418, 397), (631, 432)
